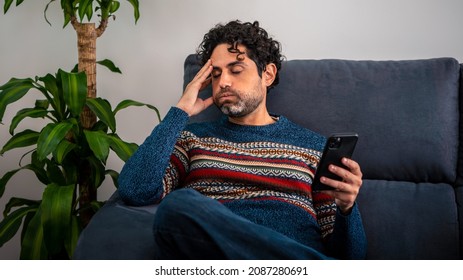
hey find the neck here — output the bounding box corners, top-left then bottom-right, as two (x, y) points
(228, 110), (276, 126)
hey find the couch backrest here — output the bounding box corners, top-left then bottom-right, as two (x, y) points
(184, 55), (462, 259)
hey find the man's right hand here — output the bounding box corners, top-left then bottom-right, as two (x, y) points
(176, 59), (214, 116)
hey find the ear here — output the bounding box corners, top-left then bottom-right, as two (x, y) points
(262, 63), (277, 87)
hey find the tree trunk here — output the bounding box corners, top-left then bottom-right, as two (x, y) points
(74, 22), (98, 227)
(71, 16), (108, 227)
(76, 23), (98, 125)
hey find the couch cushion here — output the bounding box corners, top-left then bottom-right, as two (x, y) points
(357, 180), (459, 259)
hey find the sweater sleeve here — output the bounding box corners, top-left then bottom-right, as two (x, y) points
(325, 203), (368, 259)
(118, 107), (190, 206)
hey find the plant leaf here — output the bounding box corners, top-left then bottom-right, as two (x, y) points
(125, 0), (140, 23)
(46, 159), (67, 186)
(3, 0), (14, 13)
(86, 97), (116, 132)
(35, 99), (50, 110)
(60, 69), (87, 117)
(38, 73), (64, 119)
(53, 139), (76, 164)
(38, 74), (59, 98)
(64, 215), (81, 259)
(37, 122), (74, 161)
(87, 156), (105, 188)
(105, 169), (119, 188)
(25, 163), (50, 185)
(60, 157), (78, 185)
(0, 204), (37, 247)
(85, 1), (93, 21)
(106, 134), (138, 162)
(0, 164), (49, 199)
(0, 169), (17, 198)
(90, 200), (105, 212)
(99, 0), (110, 19)
(84, 130), (110, 162)
(114, 99), (161, 122)
(0, 78), (36, 122)
(78, 0), (93, 21)
(31, 150), (45, 169)
(41, 183), (75, 256)
(97, 59), (122, 74)
(109, 0), (120, 14)
(57, 0), (75, 27)
(9, 108), (49, 135)
(0, 77), (32, 91)
(0, 129), (39, 155)
(20, 207), (47, 259)
(92, 120), (109, 133)
(70, 64), (79, 73)
(3, 197), (38, 217)
(16, 0), (25, 7)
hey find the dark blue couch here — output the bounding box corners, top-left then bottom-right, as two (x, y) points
(74, 55), (462, 260)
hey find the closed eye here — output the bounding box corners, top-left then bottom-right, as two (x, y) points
(231, 66), (244, 75)
(211, 69), (222, 78)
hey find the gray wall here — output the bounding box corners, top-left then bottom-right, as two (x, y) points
(1, 0), (462, 259)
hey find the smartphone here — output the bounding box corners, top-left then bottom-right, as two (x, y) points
(312, 133), (358, 191)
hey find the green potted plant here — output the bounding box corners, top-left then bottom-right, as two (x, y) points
(0, 0), (160, 259)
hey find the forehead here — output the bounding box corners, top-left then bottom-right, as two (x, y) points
(210, 44), (252, 68)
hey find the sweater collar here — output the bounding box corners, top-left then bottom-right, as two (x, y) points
(219, 114), (286, 132)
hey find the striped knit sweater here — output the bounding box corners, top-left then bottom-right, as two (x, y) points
(118, 107), (367, 259)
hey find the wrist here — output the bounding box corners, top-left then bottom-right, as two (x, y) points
(175, 103), (191, 116)
(338, 204), (354, 216)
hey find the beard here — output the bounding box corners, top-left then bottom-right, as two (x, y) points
(214, 87), (264, 118)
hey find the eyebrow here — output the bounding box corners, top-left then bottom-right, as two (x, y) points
(212, 61), (247, 70)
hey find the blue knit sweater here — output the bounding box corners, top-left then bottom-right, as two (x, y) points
(118, 107), (367, 259)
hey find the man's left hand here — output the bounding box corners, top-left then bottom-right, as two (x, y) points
(320, 158), (363, 214)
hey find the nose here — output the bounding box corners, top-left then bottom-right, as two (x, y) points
(218, 72), (231, 89)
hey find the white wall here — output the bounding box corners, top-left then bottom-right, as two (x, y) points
(1, 0), (462, 259)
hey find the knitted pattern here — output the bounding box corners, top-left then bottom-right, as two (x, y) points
(168, 130), (337, 239)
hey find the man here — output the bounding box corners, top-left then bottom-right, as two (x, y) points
(118, 20), (367, 259)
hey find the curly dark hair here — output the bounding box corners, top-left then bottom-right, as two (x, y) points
(197, 20), (284, 90)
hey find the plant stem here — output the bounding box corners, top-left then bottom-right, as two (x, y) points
(72, 18), (99, 227)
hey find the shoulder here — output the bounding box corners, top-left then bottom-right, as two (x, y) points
(184, 119), (222, 137)
(185, 120), (216, 131)
(276, 116), (326, 152)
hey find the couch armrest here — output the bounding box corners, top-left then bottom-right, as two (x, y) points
(73, 191), (158, 260)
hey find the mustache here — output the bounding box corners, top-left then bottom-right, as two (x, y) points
(216, 87), (238, 97)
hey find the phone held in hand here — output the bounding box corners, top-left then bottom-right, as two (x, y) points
(312, 133), (358, 191)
